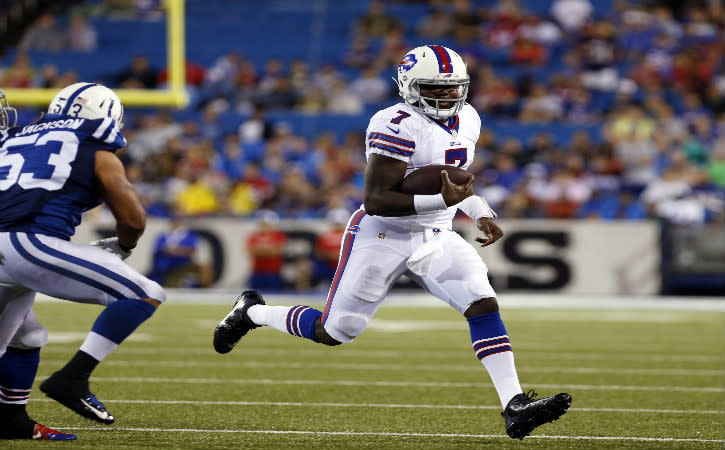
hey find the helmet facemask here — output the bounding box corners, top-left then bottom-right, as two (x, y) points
(412, 79), (469, 119)
(0, 89), (18, 130)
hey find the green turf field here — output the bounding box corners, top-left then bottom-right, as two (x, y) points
(6, 298), (724, 450)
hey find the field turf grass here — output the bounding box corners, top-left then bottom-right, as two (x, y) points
(5, 298), (723, 449)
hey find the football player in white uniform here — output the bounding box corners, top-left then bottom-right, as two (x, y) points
(0, 84), (166, 440)
(214, 45), (571, 439)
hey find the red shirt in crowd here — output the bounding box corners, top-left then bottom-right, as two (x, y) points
(246, 229), (288, 274)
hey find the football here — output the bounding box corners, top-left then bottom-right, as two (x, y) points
(400, 164), (471, 195)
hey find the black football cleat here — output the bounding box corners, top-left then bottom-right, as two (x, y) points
(501, 390), (572, 439)
(39, 372), (114, 424)
(213, 290), (265, 354)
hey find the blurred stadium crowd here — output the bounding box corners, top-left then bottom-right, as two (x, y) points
(1, 0), (723, 225)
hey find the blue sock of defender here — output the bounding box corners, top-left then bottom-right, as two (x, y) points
(0, 348), (40, 437)
(468, 312), (523, 408)
(285, 306), (322, 342)
(0, 347), (39, 406)
(71, 299), (156, 370)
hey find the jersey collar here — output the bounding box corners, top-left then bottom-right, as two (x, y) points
(433, 115), (460, 136)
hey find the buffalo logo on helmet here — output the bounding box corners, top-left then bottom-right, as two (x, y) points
(398, 54), (418, 72)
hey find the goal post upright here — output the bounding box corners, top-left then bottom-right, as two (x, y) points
(4, 0), (188, 109)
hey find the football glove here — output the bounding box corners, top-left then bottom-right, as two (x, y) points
(90, 237), (133, 260)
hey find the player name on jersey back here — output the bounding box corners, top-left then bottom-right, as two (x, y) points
(15, 118), (85, 136)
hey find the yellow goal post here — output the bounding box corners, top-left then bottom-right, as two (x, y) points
(3, 0), (188, 108)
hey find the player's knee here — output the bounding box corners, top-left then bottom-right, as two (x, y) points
(314, 320), (342, 346)
(10, 325), (48, 349)
(464, 297), (499, 317)
(329, 313), (368, 342)
(142, 279), (166, 304)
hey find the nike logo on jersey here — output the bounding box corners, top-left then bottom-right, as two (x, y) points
(386, 126), (400, 134)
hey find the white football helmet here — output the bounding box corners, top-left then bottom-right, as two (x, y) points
(396, 45), (470, 119)
(0, 88), (18, 130)
(48, 82), (125, 129)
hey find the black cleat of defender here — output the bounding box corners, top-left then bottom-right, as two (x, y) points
(213, 290), (266, 354)
(501, 390), (572, 439)
(39, 373), (114, 424)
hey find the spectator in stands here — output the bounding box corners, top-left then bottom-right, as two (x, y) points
(510, 36), (548, 66)
(354, 0), (403, 39)
(236, 161), (275, 212)
(246, 210), (288, 292)
(33, 64), (60, 88)
(374, 26), (409, 69)
(0, 52), (35, 88)
(174, 167), (219, 217)
(519, 83), (564, 123)
(470, 67), (518, 117)
(148, 213), (209, 288)
(452, 0), (482, 42)
(537, 164), (593, 219)
(201, 52), (245, 105)
(238, 104), (274, 150)
(213, 134), (247, 182)
(416, 6), (453, 39)
(551, 0), (592, 33)
(312, 208), (349, 289)
(255, 76), (300, 111)
(326, 79), (364, 115)
(578, 21), (619, 91)
(344, 35), (376, 70)
(297, 85), (327, 114)
(349, 66), (389, 104)
(311, 64), (344, 97)
(115, 55), (159, 89)
(517, 14), (563, 47)
(18, 12), (66, 52)
(158, 60), (207, 88)
(67, 13), (97, 52)
(132, 0), (164, 21)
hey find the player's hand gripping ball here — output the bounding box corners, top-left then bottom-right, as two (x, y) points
(400, 164), (470, 195)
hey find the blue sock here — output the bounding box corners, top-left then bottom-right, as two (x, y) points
(285, 306), (322, 342)
(91, 299), (156, 344)
(467, 312), (512, 361)
(0, 347), (39, 405)
(467, 311), (522, 407)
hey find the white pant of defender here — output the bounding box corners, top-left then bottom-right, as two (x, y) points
(0, 232), (165, 356)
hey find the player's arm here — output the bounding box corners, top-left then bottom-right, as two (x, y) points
(94, 150), (146, 250)
(363, 154), (474, 216)
(362, 154), (415, 216)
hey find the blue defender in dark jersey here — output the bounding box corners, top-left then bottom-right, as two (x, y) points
(0, 83), (166, 441)
(0, 114), (126, 238)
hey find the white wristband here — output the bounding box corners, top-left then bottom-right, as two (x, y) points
(414, 193), (448, 214)
(458, 195), (496, 220)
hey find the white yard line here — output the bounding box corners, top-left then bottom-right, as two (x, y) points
(39, 358), (725, 377)
(30, 398), (723, 415)
(38, 345), (725, 363)
(33, 375), (725, 392)
(59, 426), (725, 444)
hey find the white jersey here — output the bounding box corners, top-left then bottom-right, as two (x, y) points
(364, 102), (481, 229)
